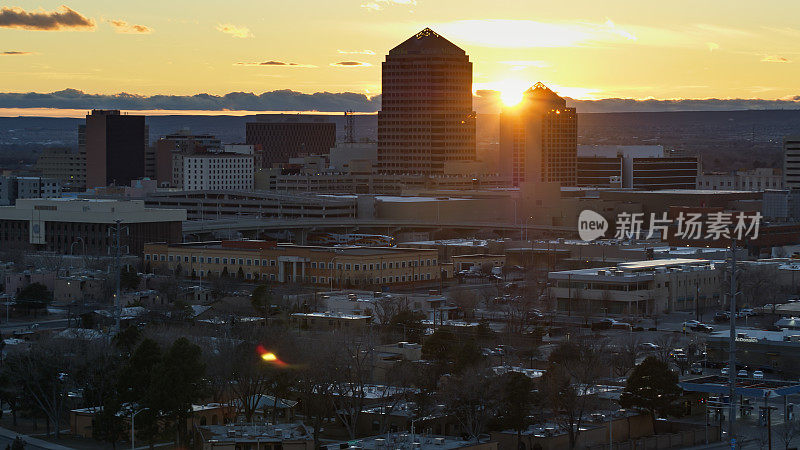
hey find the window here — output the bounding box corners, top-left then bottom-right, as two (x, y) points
(215, 257), (220, 264)
(382, 263), (387, 269)
(270, 260), (276, 266)
(222, 258), (228, 264)
(254, 260), (260, 266)
(311, 262), (317, 268)
(402, 262), (406, 268)
(151, 254), (157, 261)
(246, 273), (252, 280)
(160, 255), (166, 261)
(145, 254), (151, 261)
(246, 259), (252, 266)
(311, 276), (317, 283)
(346, 264), (351, 270)
(184, 256), (189, 263)
(191, 256), (197, 263)
(262, 259), (268, 266)
(355, 264), (360, 270)
(337, 263), (343, 270)
(270, 274), (276, 280)
(168, 255), (174, 262)
(238, 259), (244, 265)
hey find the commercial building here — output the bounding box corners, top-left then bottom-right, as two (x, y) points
(705, 328), (800, 375)
(547, 258), (723, 315)
(34, 147), (86, 191)
(183, 153), (254, 191)
(194, 423), (314, 450)
(577, 145), (697, 189)
(246, 115), (335, 167)
(154, 130), (221, 188)
(144, 240), (440, 287)
(500, 83), (577, 187)
(377, 28), (476, 175)
(84, 110), (148, 188)
(0, 176), (62, 206)
(0, 198), (184, 255)
(145, 191), (357, 220)
(785, 136), (800, 190)
(290, 312), (372, 331)
(697, 168), (783, 191)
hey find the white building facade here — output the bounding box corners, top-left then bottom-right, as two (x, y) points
(183, 154), (254, 191)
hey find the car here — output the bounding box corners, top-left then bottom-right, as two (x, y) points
(690, 363), (703, 374)
(639, 342), (660, 351)
(721, 366), (730, 375)
(611, 321), (631, 330)
(714, 311), (731, 323)
(737, 369), (749, 377)
(682, 320), (701, 328)
(692, 323), (714, 333)
(753, 370), (765, 380)
(739, 308), (755, 317)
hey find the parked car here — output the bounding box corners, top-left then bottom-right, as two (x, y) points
(721, 366), (730, 375)
(753, 370), (765, 380)
(714, 311), (730, 323)
(690, 363), (703, 374)
(739, 308), (755, 317)
(639, 342), (660, 351)
(692, 323), (714, 333)
(737, 369), (749, 377)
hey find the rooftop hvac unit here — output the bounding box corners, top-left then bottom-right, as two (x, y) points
(434, 437), (445, 445)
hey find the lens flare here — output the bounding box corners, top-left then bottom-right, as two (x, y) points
(256, 344), (287, 367)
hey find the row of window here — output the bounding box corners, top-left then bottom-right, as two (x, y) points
(145, 253), (437, 270)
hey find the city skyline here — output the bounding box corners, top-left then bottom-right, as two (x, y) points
(2, 1), (800, 115)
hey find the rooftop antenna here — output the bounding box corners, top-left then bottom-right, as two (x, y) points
(344, 110), (355, 143)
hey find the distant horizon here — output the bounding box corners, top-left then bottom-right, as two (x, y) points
(2, 87), (800, 118)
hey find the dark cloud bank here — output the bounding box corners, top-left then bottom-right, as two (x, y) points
(3, 88), (800, 113)
(0, 6), (94, 31)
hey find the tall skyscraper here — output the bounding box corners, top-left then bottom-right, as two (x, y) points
(785, 136), (800, 190)
(377, 28), (476, 175)
(84, 110), (147, 188)
(499, 83), (577, 187)
(246, 115), (336, 167)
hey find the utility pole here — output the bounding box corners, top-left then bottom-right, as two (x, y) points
(728, 239), (737, 447)
(114, 219), (122, 335)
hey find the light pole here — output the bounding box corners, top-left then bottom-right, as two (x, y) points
(131, 407), (149, 449)
(524, 216), (535, 241)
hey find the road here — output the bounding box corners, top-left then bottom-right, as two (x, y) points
(0, 427), (74, 450)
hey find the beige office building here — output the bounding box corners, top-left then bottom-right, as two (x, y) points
(144, 240), (440, 287)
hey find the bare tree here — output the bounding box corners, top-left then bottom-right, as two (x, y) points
(541, 338), (606, 449)
(441, 366), (500, 440)
(611, 336), (640, 378)
(329, 332), (375, 439)
(449, 287), (480, 320)
(777, 418), (799, 450)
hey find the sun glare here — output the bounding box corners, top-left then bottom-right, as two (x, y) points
(491, 79), (533, 106)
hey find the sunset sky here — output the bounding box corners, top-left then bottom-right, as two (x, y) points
(1, 0), (799, 110)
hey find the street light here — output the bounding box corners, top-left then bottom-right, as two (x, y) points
(524, 216), (535, 241)
(130, 407), (150, 449)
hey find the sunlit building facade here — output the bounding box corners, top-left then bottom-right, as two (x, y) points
(377, 28), (476, 175)
(499, 83), (577, 187)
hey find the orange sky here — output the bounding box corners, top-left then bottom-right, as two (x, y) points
(1, 1), (799, 102)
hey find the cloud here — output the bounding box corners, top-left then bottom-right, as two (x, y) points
(108, 19), (152, 34)
(235, 60), (316, 68)
(330, 61), (372, 67)
(0, 88), (383, 112)
(762, 55), (790, 63)
(0, 5), (94, 31)
(435, 19), (637, 48)
(1, 51), (33, 56)
(6, 88), (800, 114)
(361, 0), (416, 11)
(707, 42), (720, 52)
(216, 23), (253, 38)
(338, 49), (375, 55)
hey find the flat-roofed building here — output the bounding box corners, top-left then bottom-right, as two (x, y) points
(290, 312), (372, 331)
(0, 198), (185, 255)
(34, 147), (86, 191)
(547, 258), (723, 315)
(246, 115), (335, 167)
(143, 240), (440, 288)
(183, 153), (254, 191)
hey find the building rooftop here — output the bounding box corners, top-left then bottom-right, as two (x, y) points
(549, 258), (717, 279)
(389, 27), (466, 56)
(199, 422), (311, 444)
(334, 433), (487, 449)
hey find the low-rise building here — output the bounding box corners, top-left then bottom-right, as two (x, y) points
(547, 258), (723, 315)
(195, 422), (314, 450)
(290, 311), (372, 331)
(0, 198), (185, 255)
(144, 240), (441, 287)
